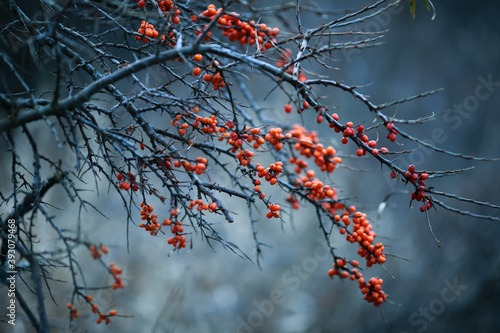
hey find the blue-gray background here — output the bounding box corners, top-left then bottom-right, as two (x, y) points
(1, 1), (500, 332)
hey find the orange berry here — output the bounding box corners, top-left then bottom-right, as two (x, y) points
(109, 310), (117, 316)
(269, 204), (280, 211)
(171, 16), (180, 24)
(193, 67), (201, 76)
(194, 54), (203, 62)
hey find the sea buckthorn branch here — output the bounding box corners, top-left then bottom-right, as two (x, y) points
(320, 0), (402, 31)
(315, 207), (390, 307)
(4, 0), (500, 329)
(296, 76), (500, 223)
(1, 129), (124, 329)
(376, 88), (444, 111)
(115, 139), (247, 258)
(160, 109), (385, 282)
(123, 100), (243, 228)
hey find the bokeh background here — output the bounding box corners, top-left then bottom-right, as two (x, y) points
(1, 0), (500, 332)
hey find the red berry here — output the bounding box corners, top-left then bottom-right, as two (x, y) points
(357, 125), (364, 133)
(116, 173), (123, 181)
(284, 104), (292, 113)
(343, 128), (355, 137)
(341, 137), (348, 144)
(420, 205), (426, 212)
(137, 0), (146, 8)
(408, 164), (416, 173)
(356, 149), (364, 157)
(420, 173), (429, 180)
(386, 122), (394, 131)
(303, 101), (309, 109)
(410, 173), (419, 183)
(416, 191), (426, 201)
(390, 171), (397, 179)
(387, 133), (397, 142)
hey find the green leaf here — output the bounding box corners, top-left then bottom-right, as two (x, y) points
(409, 0), (436, 20)
(422, 0), (436, 20)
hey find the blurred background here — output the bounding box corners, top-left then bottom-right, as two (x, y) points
(1, 0), (500, 332)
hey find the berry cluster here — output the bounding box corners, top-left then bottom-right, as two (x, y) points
(266, 203), (281, 219)
(359, 276), (387, 307)
(264, 127), (286, 151)
(188, 199), (218, 212)
(328, 114), (390, 157)
(236, 149), (254, 166)
(67, 303), (79, 321)
(285, 194), (300, 210)
(385, 122), (398, 142)
(195, 4), (279, 50)
(95, 309), (117, 325)
(404, 164), (428, 184)
(295, 170), (339, 203)
(192, 56), (227, 90)
(84, 295), (118, 325)
(68, 276), (120, 324)
(110, 263), (125, 289)
(139, 202), (162, 235)
(172, 157), (208, 175)
(276, 49), (307, 82)
(117, 172), (139, 191)
(134, 0), (180, 23)
(255, 162), (283, 186)
(338, 211), (386, 266)
(288, 125), (342, 173)
(328, 261), (387, 307)
(89, 244), (109, 260)
(208, 71), (225, 90)
(401, 165), (432, 212)
(135, 21), (160, 43)
(156, 208), (187, 250)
